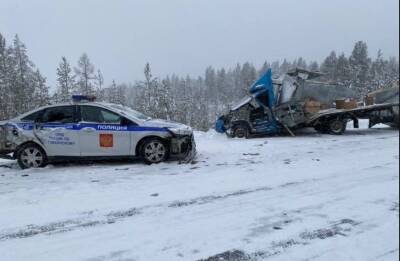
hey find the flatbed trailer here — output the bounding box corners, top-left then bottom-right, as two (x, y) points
(303, 102), (399, 135)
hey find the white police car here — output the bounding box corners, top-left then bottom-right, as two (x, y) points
(0, 96), (195, 169)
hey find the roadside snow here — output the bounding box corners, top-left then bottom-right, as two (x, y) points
(0, 121), (398, 261)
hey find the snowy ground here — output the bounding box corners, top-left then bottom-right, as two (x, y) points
(0, 121), (398, 261)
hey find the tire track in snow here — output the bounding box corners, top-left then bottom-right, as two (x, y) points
(198, 218), (361, 261)
(0, 181), (309, 241)
(0, 161), (395, 242)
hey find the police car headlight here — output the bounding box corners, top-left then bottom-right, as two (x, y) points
(168, 127), (192, 136)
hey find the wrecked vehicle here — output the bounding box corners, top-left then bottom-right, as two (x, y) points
(215, 68), (399, 137)
(0, 95), (196, 169)
(366, 85), (399, 127)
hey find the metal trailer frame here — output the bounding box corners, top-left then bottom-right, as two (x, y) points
(306, 102), (399, 131)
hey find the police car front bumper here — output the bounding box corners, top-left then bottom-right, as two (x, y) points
(0, 125), (13, 158)
(169, 134), (196, 163)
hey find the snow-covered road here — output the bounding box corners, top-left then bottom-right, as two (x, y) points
(0, 122), (398, 261)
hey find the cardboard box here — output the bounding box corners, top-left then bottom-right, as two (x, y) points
(304, 100), (321, 113)
(365, 96), (374, 106)
(335, 99), (345, 109)
(336, 99), (358, 109)
(343, 100), (358, 109)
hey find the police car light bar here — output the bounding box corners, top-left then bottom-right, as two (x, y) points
(72, 95), (96, 102)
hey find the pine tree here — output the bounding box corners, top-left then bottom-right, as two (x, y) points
(369, 50), (386, 91)
(385, 57), (400, 88)
(11, 35), (34, 114)
(270, 61), (280, 76)
(280, 59), (292, 74)
(107, 80), (118, 104)
(56, 56), (75, 102)
(293, 57), (307, 69)
(308, 61), (319, 71)
(259, 61), (270, 76)
(335, 53), (351, 85)
(0, 33), (12, 119)
(95, 69), (105, 101)
(33, 69), (49, 107)
(216, 68), (229, 112)
(135, 63), (159, 116)
(349, 41), (371, 95)
(74, 53), (95, 95)
(321, 51), (338, 81)
(240, 62), (257, 93)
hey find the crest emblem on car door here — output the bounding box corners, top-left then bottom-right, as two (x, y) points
(99, 134), (113, 148)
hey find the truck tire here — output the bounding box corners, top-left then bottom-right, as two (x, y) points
(141, 138), (168, 164)
(16, 143), (48, 169)
(232, 124), (249, 138)
(328, 118), (347, 135)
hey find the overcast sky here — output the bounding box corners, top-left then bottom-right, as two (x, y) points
(0, 0), (399, 88)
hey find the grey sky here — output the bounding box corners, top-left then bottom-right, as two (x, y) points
(0, 0), (398, 88)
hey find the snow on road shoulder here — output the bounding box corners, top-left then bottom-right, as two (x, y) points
(0, 122), (398, 261)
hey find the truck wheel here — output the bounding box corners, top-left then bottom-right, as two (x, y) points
(328, 118), (347, 135)
(17, 143), (48, 169)
(233, 125), (249, 138)
(141, 138), (168, 164)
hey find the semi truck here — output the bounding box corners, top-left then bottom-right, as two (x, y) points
(215, 68), (399, 138)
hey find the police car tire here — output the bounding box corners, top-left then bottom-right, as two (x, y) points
(16, 143), (48, 169)
(141, 138), (168, 165)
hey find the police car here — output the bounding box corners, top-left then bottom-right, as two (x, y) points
(0, 96), (195, 169)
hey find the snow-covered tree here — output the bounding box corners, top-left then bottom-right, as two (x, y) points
(321, 51), (338, 81)
(74, 53), (96, 95)
(349, 41), (371, 95)
(95, 69), (105, 101)
(33, 69), (50, 107)
(335, 53), (351, 85)
(56, 56), (75, 102)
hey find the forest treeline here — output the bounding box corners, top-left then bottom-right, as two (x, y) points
(0, 33), (398, 130)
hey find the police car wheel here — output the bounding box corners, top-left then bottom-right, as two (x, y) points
(141, 139), (167, 164)
(17, 144), (48, 169)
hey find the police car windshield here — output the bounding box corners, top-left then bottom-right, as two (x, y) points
(109, 104), (150, 120)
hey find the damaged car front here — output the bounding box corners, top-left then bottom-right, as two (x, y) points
(140, 118), (196, 163)
(0, 119), (35, 160)
(0, 121), (13, 159)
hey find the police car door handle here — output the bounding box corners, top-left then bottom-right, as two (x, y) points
(82, 127), (96, 133)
